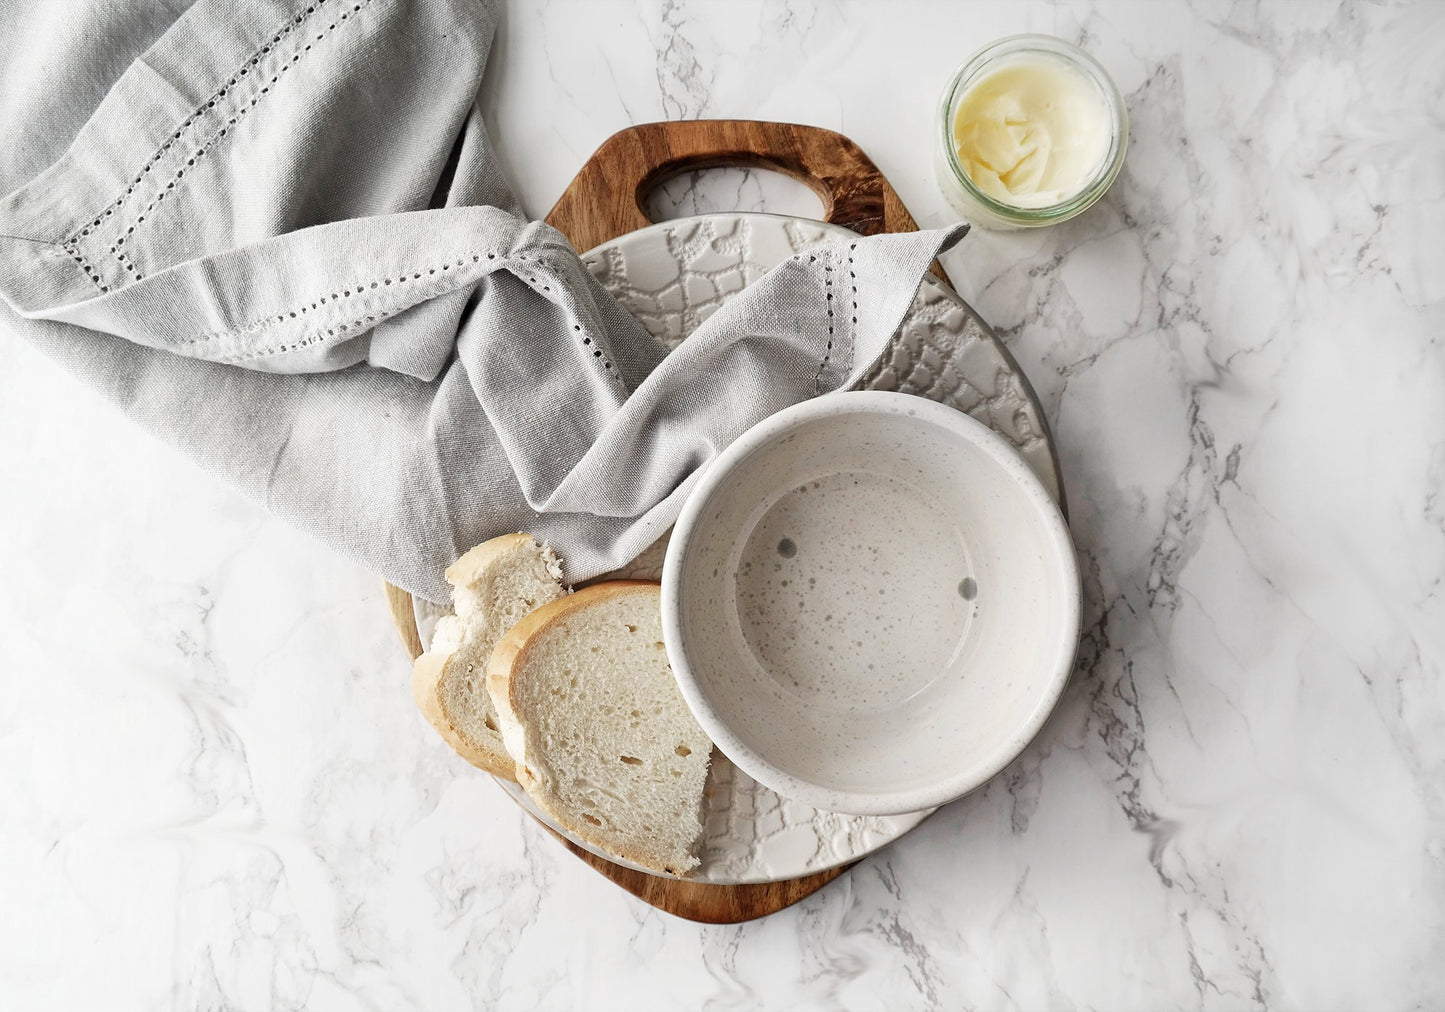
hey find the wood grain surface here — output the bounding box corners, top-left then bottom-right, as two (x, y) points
(390, 120), (933, 922)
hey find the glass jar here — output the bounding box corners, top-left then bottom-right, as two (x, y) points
(935, 34), (1128, 230)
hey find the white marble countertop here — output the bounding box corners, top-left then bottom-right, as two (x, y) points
(3, 1), (1442, 1008)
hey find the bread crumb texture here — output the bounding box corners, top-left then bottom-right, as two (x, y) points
(510, 584), (713, 875)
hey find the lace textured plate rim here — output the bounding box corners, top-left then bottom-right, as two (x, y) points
(416, 212), (1062, 884)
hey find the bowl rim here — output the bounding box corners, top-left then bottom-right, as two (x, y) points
(661, 389), (1081, 816)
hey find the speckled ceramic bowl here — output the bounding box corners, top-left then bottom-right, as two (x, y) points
(662, 390), (1080, 816)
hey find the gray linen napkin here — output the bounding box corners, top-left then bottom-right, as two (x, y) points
(0, 0), (965, 603)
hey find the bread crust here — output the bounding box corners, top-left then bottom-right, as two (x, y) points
(413, 531), (558, 780)
(484, 581), (700, 875)
(442, 531), (537, 588)
(486, 580), (662, 708)
(412, 627), (518, 778)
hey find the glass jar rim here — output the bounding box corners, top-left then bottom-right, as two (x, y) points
(938, 34), (1129, 225)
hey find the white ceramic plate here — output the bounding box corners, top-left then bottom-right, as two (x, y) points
(417, 212), (1061, 884)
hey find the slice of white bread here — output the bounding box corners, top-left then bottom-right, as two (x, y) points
(411, 533), (568, 777)
(486, 581), (713, 876)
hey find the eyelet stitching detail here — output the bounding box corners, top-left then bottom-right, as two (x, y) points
(179, 252), (614, 374)
(61, 241), (108, 293)
(89, 1), (374, 283)
(67, 2), (332, 249)
(811, 243), (858, 393)
(813, 256), (836, 393)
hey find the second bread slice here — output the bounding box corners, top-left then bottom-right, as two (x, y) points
(487, 581), (713, 876)
(412, 533), (567, 777)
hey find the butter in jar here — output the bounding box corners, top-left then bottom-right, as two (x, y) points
(936, 35), (1128, 229)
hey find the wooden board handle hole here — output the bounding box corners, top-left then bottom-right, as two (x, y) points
(642, 165), (826, 224)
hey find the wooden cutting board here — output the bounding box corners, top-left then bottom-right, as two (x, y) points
(388, 120), (944, 923)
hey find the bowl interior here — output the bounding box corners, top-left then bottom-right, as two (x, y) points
(670, 396), (1077, 810)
